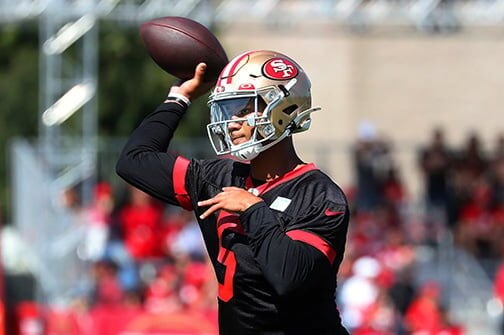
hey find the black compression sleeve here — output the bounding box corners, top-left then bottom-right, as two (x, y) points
(116, 102), (186, 204)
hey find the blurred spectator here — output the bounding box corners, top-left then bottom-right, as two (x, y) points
(14, 302), (45, 335)
(339, 256), (382, 332)
(79, 182), (114, 262)
(382, 167), (407, 210)
(169, 210), (206, 261)
(90, 260), (124, 307)
(179, 260), (217, 312)
(353, 289), (400, 335)
(495, 134), (504, 160)
(45, 305), (82, 335)
(353, 121), (395, 212)
(446, 159), (474, 230)
(438, 306), (465, 335)
(457, 132), (488, 180)
(388, 268), (416, 326)
(442, 133), (487, 235)
(455, 178), (496, 258)
(155, 206), (188, 258)
(346, 212), (385, 256)
(489, 157), (504, 228)
(119, 186), (165, 260)
(376, 227), (416, 272)
(144, 264), (182, 313)
(404, 281), (444, 334)
(102, 240), (139, 293)
(418, 127), (452, 221)
(347, 204), (405, 259)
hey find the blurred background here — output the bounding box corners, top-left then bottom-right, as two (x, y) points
(1, 0), (504, 334)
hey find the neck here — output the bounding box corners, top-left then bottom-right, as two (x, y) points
(250, 137), (305, 182)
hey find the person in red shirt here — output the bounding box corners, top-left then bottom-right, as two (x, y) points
(404, 282), (442, 334)
(119, 186), (164, 260)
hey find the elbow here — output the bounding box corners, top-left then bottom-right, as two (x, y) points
(115, 153), (134, 182)
(115, 157), (127, 180)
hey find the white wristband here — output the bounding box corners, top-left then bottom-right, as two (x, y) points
(166, 92), (191, 107)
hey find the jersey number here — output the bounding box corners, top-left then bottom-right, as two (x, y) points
(216, 211), (242, 302)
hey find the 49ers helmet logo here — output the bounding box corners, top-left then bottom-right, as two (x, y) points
(262, 57), (298, 80)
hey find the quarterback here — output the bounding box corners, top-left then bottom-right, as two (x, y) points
(117, 50), (350, 334)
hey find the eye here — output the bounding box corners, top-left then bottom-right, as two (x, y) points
(235, 107), (252, 118)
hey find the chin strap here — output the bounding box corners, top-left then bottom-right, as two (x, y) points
(232, 144), (262, 161)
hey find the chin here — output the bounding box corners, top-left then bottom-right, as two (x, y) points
(233, 139), (247, 145)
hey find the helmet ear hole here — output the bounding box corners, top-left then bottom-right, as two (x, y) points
(282, 104), (298, 115)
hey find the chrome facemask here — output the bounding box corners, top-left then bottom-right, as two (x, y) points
(206, 87), (285, 161)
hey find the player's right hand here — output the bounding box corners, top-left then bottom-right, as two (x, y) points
(168, 63), (214, 102)
(197, 187), (264, 219)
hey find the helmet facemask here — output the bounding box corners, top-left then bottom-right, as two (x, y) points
(207, 82), (296, 161)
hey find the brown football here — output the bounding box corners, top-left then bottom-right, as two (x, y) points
(140, 16), (228, 82)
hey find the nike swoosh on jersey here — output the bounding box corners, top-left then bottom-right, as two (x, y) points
(324, 208), (344, 216)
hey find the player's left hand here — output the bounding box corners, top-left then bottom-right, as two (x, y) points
(198, 187), (263, 219)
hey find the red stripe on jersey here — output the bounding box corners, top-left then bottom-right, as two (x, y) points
(173, 156), (193, 210)
(245, 163), (318, 195)
(286, 230), (336, 264)
(217, 211), (244, 235)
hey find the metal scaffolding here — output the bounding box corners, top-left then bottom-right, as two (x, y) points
(2, 0), (214, 304)
(1, 0), (214, 206)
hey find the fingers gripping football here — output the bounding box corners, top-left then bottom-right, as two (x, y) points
(197, 187), (263, 219)
(168, 63), (214, 101)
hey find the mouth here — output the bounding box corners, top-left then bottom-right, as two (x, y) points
(231, 135), (247, 145)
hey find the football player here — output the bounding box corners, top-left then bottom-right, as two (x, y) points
(117, 50), (350, 334)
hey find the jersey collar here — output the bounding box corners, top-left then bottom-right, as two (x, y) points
(245, 163), (318, 196)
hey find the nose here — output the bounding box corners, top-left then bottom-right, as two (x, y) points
(228, 115), (243, 130)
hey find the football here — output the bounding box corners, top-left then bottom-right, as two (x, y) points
(139, 16), (228, 82)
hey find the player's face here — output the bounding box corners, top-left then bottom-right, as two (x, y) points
(227, 98), (266, 145)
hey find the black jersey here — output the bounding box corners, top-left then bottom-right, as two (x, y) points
(117, 102), (350, 335)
